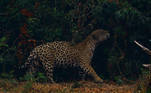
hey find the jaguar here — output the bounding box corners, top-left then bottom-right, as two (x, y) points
(23, 29), (110, 83)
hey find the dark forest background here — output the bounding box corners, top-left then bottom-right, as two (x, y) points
(0, 0), (151, 82)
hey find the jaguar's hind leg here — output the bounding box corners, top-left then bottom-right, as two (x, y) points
(40, 56), (55, 83)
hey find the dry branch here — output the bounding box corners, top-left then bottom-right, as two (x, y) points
(134, 40), (151, 55)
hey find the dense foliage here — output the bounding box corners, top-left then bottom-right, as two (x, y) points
(0, 0), (151, 81)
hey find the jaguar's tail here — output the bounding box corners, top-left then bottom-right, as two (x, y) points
(20, 51), (38, 69)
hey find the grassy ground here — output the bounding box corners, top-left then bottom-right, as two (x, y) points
(0, 79), (139, 93)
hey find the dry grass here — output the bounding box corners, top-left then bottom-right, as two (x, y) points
(0, 79), (140, 93)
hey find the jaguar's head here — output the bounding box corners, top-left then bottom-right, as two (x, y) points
(91, 29), (110, 43)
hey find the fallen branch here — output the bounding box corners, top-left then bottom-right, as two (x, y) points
(142, 64), (151, 68)
(134, 40), (151, 55)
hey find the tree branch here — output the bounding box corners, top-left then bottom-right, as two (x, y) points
(134, 40), (151, 55)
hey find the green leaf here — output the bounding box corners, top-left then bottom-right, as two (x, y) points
(0, 43), (8, 48)
(0, 37), (7, 42)
(0, 57), (4, 63)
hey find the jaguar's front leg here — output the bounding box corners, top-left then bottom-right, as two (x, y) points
(79, 59), (103, 83)
(87, 65), (103, 83)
